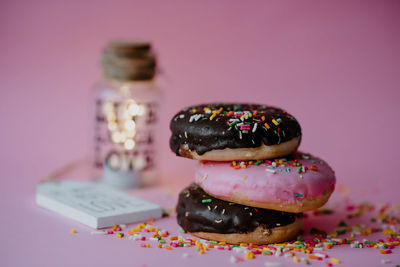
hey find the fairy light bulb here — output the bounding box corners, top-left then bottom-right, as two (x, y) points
(124, 139), (135, 150)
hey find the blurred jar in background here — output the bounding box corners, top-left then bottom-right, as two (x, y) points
(93, 41), (162, 189)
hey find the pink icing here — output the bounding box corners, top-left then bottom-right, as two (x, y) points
(194, 152), (336, 203)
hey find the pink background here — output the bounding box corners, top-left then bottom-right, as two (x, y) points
(1, 1), (400, 266)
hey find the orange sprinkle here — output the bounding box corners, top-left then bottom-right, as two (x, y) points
(264, 122), (270, 129)
(309, 165), (318, 171)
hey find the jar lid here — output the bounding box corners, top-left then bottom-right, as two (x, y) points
(101, 40), (156, 81)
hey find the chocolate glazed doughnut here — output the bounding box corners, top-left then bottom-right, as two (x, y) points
(170, 103), (302, 161)
(177, 184), (303, 245)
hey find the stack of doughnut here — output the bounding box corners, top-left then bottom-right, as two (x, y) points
(170, 103), (335, 245)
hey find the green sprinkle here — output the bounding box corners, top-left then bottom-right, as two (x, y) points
(209, 241), (218, 244)
(242, 130), (248, 133)
(297, 167), (302, 173)
(336, 229), (346, 235)
(262, 251), (272, 255)
(229, 121), (238, 127)
(276, 118), (282, 123)
(159, 239), (166, 243)
(255, 160), (263, 166)
(179, 228), (186, 233)
(295, 193), (303, 198)
(305, 259), (310, 265)
(202, 199), (212, 204)
(179, 243), (184, 247)
(156, 236), (162, 240)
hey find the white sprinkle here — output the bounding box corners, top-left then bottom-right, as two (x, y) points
(230, 256), (238, 263)
(266, 168), (276, 174)
(179, 114), (185, 119)
(182, 253), (190, 258)
(119, 224), (126, 229)
(184, 131), (188, 138)
(313, 253), (327, 258)
(252, 123), (258, 132)
(222, 209), (225, 214)
(381, 259), (391, 264)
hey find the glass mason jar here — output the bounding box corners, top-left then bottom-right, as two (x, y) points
(92, 41), (162, 189)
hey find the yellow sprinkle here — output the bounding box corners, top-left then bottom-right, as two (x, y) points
(384, 229), (395, 235)
(232, 161), (237, 166)
(241, 164), (247, 168)
(199, 249), (204, 254)
(293, 256), (299, 263)
(71, 228), (77, 234)
(132, 228), (141, 232)
(245, 252), (254, 259)
(272, 119), (279, 126)
(192, 108), (197, 113)
(145, 244), (150, 248)
(248, 161), (253, 165)
(240, 243), (248, 247)
(210, 113), (217, 120)
(218, 242), (226, 245)
(248, 113), (252, 117)
(331, 257), (340, 264)
(116, 233), (123, 238)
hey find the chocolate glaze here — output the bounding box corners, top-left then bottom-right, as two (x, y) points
(169, 103), (301, 156)
(177, 184), (301, 234)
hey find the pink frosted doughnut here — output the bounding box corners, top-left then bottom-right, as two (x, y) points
(195, 152), (335, 212)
